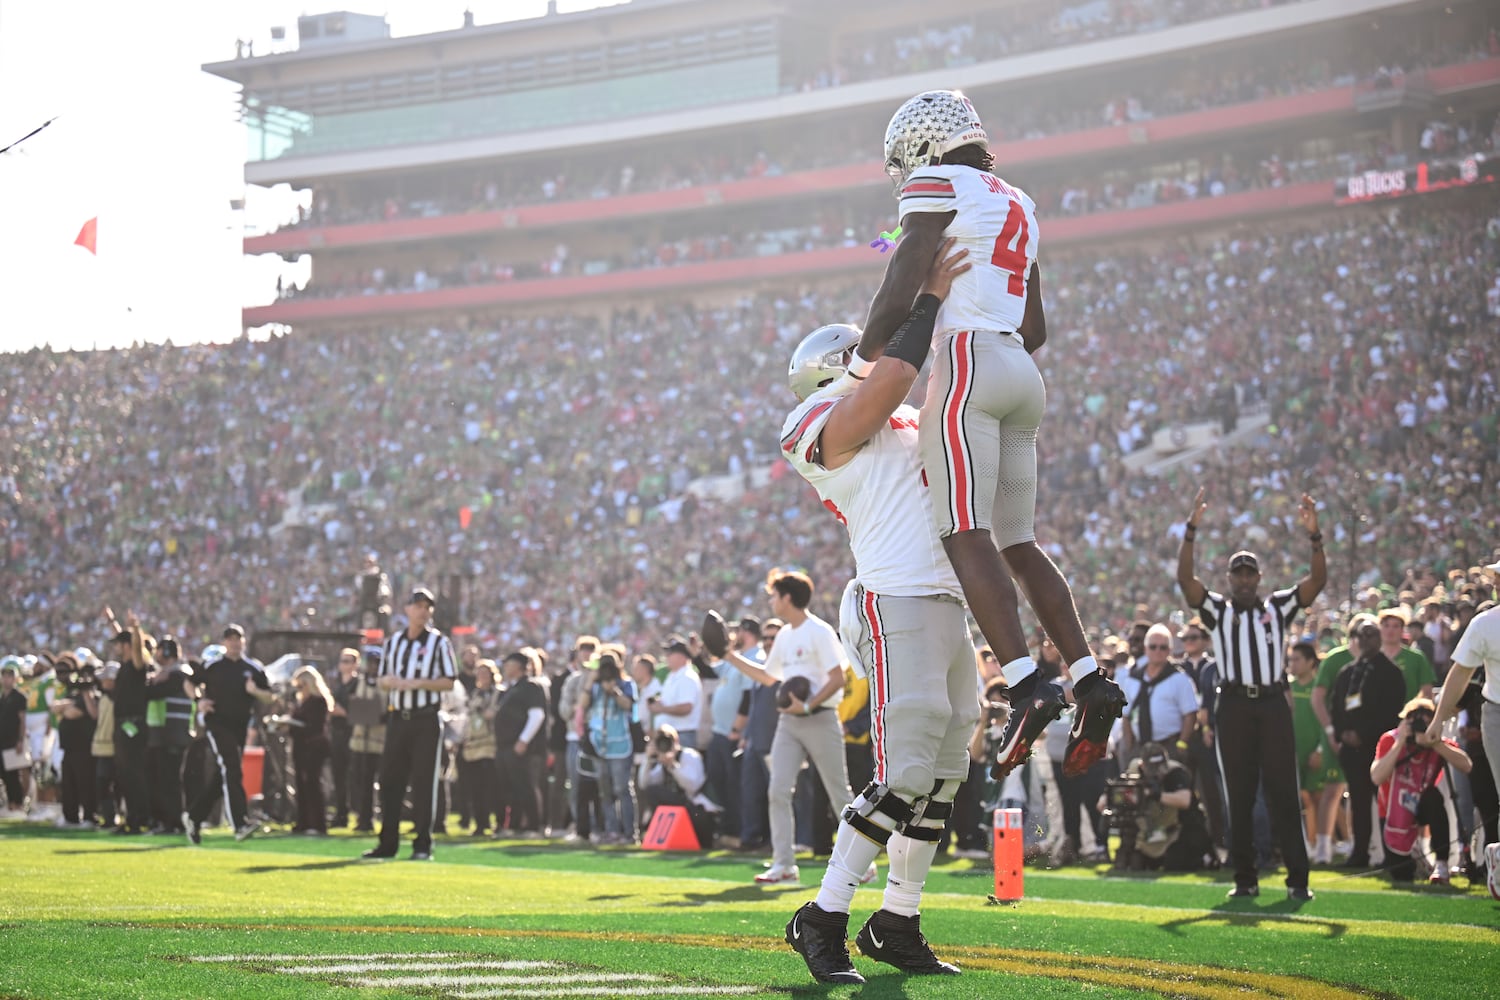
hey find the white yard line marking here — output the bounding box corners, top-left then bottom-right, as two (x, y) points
(190, 952), (465, 963)
(354, 973), (663, 988)
(452, 988), (759, 998)
(275, 960), (555, 974)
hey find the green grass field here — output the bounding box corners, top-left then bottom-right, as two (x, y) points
(3, 821), (1497, 999)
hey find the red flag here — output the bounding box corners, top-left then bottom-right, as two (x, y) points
(74, 217), (97, 255)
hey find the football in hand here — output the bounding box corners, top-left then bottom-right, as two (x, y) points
(700, 609), (730, 658)
(777, 674), (812, 710)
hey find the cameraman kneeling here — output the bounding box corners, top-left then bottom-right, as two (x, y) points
(642, 724), (721, 847)
(1370, 698), (1471, 884)
(1118, 742), (1212, 872)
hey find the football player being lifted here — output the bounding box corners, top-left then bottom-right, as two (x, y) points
(709, 240), (972, 984)
(852, 89), (1125, 780)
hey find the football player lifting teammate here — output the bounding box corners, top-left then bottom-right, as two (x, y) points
(705, 240), (975, 985)
(852, 89), (1125, 778)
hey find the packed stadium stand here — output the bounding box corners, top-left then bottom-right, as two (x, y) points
(2, 0), (1498, 653)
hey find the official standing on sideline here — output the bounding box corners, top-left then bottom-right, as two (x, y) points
(1177, 487), (1325, 902)
(183, 625), (274, 844)
(363, 588), (456, 861)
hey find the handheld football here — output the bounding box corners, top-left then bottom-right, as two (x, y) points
(777, 674), (812, 710)
(700, 609), (730, 658)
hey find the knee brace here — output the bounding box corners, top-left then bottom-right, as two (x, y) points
(841, 782), (915, 846)
(901, 778), (963, 843)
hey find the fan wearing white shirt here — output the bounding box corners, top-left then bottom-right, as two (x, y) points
(720, 569), (852, 889)
(655, 638), (704, 751)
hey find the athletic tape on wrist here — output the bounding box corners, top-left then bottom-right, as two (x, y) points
(848, 351), (877, 380)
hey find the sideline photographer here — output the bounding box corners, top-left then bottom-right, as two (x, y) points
(51, 650), (100, 827)
(1371, 697), (1472, 884)
(642, 723), (720, 847)
(1104, 742), (1212, 872)
(347, 648), (386, 833)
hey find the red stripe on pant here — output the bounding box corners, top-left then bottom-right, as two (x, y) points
(863, 589), (889, 786)
(944, 333), (974, 532)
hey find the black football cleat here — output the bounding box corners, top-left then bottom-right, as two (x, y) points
(855, 910), (960, 975)
(1063, 672), (1127, 778)
(990, 676), (1066, 779)
(785, 902), (865, 985)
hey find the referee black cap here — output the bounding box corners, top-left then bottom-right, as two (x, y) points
(1228, 550), (1260, 573)
(407, 587), (437, 607)
(222, 623), (245, 638)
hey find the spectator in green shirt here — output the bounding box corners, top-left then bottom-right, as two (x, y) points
(1377, 607), (1435, 701)
(1288, 641), (1343, 865)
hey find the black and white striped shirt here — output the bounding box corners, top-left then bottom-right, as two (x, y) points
(380, 625), (457, 712)
(1195, 587), (1304, 688)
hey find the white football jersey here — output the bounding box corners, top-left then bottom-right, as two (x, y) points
(780, 384), (963, 600)
(897, 163), (1040, 337)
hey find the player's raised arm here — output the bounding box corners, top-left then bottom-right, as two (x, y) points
(819, 240), (969, 469)
(1177, 487), (1209, 610)
(857, 210), (952, 361)
(1294, 493), (1327, 608)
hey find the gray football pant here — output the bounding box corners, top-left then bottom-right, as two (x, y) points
(768, 711), (850, 870)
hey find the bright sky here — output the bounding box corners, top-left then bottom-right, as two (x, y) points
(0, 0), (622, 354)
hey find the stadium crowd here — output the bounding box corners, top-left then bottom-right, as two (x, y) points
(276, 21), (1499, 234)
(5, 193), (1499, 655)
(277, 103), (1500, 300)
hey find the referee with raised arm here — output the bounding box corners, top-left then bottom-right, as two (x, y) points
(1178, 487), (1325, 902)
(363, 588), (457, 862)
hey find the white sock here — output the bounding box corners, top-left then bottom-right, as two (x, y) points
(882, 829), (940, 917)
(1001, 657), (1037, 687)
(1067, 656), (1098, 683)
(814, 822), (885, 915)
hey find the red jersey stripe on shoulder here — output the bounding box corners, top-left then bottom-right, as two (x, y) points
(901, 179), (955, 197)
(781, 400), (836, 452)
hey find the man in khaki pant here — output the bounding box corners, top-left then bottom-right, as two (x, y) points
(720, 569), (856, 886)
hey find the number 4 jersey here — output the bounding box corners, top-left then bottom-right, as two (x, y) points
(898, 165), (1040, 337)
(780, 384), (963, 600)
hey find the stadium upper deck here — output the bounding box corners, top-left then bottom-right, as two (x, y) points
(205, 0), (1500, 328)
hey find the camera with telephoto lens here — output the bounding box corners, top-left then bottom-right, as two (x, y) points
(61, 661), (99, 696)
(1104, 771), (1145, 870)
(1405, 708), (1434, 747)
(1105, 771), (1148, 820)
(1103, 766), (1164, 870)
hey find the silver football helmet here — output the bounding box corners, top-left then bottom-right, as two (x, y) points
(200, 644), (226, 666)
(788, 324), (861, 401)
(883, 89), (989, 193)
